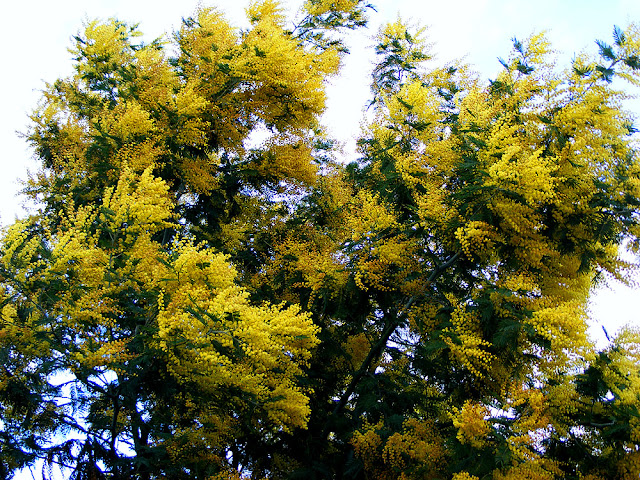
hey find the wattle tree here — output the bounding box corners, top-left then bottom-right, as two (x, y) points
(1, 2), (640, 479)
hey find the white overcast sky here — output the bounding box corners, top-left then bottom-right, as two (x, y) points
(2, 0), (640, 355)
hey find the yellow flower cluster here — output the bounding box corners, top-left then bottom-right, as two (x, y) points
(492, 459), (561, 480)
(247, 0), (286, 24)
(304, 0), (359, 17)
(458, 86), (492, 129)
(97, 101), (155, 143)
(450, 401), (491, 448)
(344, 332), (371, 370)
(1, 219), (48, 285)
(386, 81), (439, 133)
(347, 191), (397, 243)
(154, 241), (320, 432)
(382, 418), (445, 476)
(113, 139), (163, 175)
(486, 146), (558, 206)
(598, 327), (640, 406)
(206, 469), (247, 480)
(406, 302), (440, 335)
(80, 338), (134, 369)
(455, 221), (500, 261)
(342, 190), (426, 293)
(176, 3), (339, 157)
(528, 300), (589, 353)
(451, 473), (479, 480)
(354, 256), (393, 292)
(499, 384), (552, 463)
(414, 187), (458, 229)
(44, 4), (340, 207)
(71, 19), (139, 78)
(259, 136), (317, 186)
(0, 302), (51, 369)
(445, 332), (494, 378)
(545, 379), (580, 436)
(100, 165), (174, 241)
(630, 416), (640, 444)
(444, 302), (494, 378)
(180, 154), (221, 195)
(262, 233), (349, 303)
(350, 420), (384, 475)
(6, 147), (322, 434)
(617, 451), (640, 480)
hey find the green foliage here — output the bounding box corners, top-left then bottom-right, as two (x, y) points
(2, 3), (640, 480)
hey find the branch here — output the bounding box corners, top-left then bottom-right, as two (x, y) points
(323, 251), (461, 438)
(428, 251), (461, 282)
(327, 311), (402, 423)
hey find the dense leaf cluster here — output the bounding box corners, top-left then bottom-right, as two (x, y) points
(2, 2), (640, 480)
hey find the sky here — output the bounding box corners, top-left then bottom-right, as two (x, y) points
(2, 0), (640, 355)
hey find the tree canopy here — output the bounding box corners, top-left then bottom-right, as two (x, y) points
(2, 1), (640, 479)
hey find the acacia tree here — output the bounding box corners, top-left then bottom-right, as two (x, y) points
(1, 2), (640, 479)
(0, 1), (368, 477)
